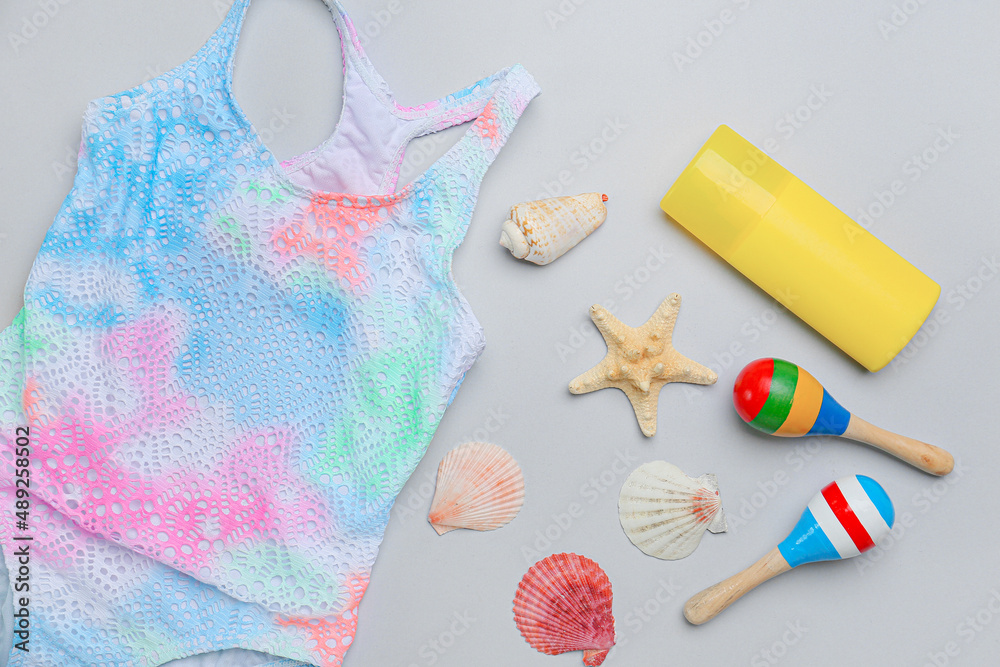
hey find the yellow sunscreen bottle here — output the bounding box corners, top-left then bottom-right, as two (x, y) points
(660, 125), (939, 372)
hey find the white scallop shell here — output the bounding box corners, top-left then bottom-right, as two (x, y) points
(499, 193), (608, 265)
(428, 442), (525, 535)
(618, 461), (726, 560)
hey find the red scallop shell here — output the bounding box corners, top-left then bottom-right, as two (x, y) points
(513, 553), (616, 665)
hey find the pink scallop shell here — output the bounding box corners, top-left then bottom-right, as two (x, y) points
(513, 553), (616, 665)
(427, 442), (525, 535)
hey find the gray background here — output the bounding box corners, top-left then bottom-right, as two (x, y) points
(1, 1), (998, 666)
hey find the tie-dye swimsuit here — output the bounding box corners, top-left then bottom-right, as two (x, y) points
(0, 1), (540, 664)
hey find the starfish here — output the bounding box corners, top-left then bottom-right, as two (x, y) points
(568, 294), (717, 437)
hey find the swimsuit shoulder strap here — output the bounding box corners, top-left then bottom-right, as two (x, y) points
(206, 0), (253, 70)
(214, 0), (390, 103)
(426, 64), (542, 250)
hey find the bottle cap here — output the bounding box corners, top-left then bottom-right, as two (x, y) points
(660, 125), (940, 372)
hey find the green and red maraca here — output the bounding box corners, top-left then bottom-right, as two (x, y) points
(733, 358), (953, 475)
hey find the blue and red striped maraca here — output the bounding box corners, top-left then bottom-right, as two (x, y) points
(684, 475), (894, 624)
(733, 358), (954, 475)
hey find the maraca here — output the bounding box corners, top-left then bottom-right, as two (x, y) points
(734, 358), (954, 475)
(684, 475), (894, 624)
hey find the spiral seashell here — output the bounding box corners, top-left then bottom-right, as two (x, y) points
(618, 461), (727, 560)
(499, 193), (608, 265)
(513, 553), (615, 665)
(427, 442), (524, 535)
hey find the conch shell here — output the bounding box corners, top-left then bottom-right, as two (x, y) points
(500, 193), (608, 265)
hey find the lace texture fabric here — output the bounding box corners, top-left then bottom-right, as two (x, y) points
(0, 1), (540, 664)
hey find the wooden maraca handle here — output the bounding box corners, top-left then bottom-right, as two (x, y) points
(684, 548), (792, 625)
(844, 415), (954, 476)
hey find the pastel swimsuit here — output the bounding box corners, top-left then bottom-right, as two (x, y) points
(0, 1), (539, 664)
